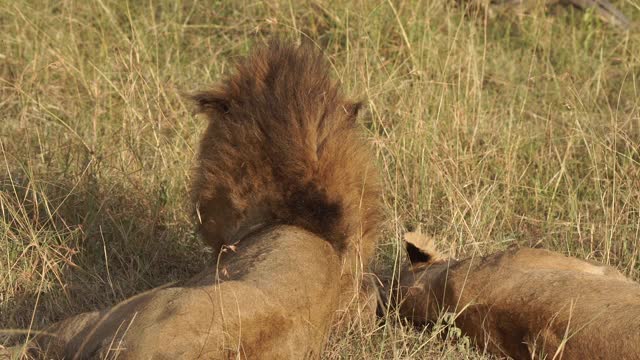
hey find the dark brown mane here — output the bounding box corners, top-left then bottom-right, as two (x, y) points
(190, 40), (382, 257)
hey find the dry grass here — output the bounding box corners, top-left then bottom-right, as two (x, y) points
(1, 0), (639, 358)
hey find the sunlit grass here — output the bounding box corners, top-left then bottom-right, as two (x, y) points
(1, 0), (638, 358)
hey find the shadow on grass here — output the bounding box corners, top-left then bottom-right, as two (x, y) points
(0, 169), (209, 343)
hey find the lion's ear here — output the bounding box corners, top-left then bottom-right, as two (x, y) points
(343, 101), (363, 121)
(405, 241), (432, 264)
(404, 232), (442, 265)
(190, 90), (230, 115)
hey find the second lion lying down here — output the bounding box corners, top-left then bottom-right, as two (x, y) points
(393, 233), (640, 360)
(9, 41), (382, 359)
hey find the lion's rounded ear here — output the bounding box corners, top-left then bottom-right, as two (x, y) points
(404, 232), (442, 265)
(405, 240), (432, 265)
(343, 101), (363, 121)
(190, 90), (230, 115)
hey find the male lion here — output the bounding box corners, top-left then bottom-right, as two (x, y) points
(392, 232), (640, 360)
(6, 41), (382, 359)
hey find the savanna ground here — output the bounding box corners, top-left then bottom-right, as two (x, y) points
(1, 0), (639, 358)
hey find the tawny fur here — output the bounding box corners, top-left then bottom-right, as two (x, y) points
(191, 41), (381, 262)
(9, 227), (343, 359)
(3, 42), (383, 360)
(392, 234), (640, 360)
